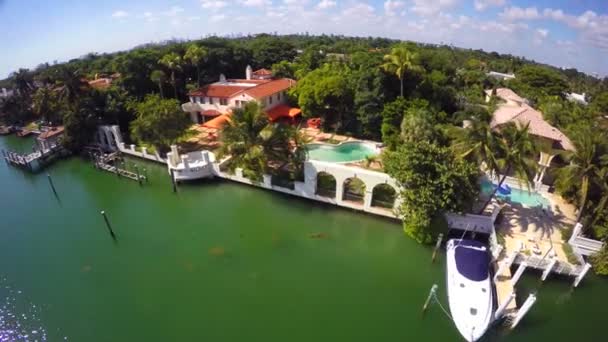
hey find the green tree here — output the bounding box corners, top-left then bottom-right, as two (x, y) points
(53, 65), (89, 109)
(218, 102), (300, 180)
(32, 86), (61, 124)
(399, 106), (441, 144)
(150, 70), (166, 99)
(293, 63), (354, 131)
(184, 44), (208, 87)
(555, 127), (608, 222)
(271, 60), (295, 79)
(381, 45), (418, 97)
(480, 122), (538, 212)
(384, 141), (479, 243)
(158, 52), (183, 99)
(129, 94), (190, 152)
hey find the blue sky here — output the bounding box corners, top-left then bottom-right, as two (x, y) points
(1, 0), (607, 79)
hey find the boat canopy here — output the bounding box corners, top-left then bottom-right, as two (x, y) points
(454, 242), (490, 282)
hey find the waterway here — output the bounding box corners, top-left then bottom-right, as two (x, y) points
(0, 135), (606, 341)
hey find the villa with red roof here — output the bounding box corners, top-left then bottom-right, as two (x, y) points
(181, 65), (300, 127)
(485, 88), (574, 187)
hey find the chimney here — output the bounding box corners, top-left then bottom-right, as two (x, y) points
(246, 65), (252, 80)
(219, 73), (226, 82)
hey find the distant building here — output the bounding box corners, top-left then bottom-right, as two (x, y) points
(565, 92), (588, 106)
(0, 88), (14, 98)
(485, 88), (574, 187)
(36, 126), (64, 151)
(182, 65), (300, 125)
(87, 73), (120, 91)
(487, 71), (515, 81)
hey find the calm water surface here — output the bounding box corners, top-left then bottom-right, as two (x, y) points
(0, 135), (606, 341)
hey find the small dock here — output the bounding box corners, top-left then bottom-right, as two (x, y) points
(93, 153), (146, 183)
(494, 261), (517, 316)
(2, 144), (64, 171)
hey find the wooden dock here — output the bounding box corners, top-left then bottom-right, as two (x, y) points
(494, 262), (517, 316)
(94, 153), (146, 183)
(2, 144), (64, 171)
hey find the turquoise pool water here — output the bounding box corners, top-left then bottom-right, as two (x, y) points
(480, 180), (550, 208)
(306, 142), (378, 163)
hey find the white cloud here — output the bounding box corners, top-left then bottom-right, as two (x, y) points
(342, 3), (375, 19)
(410, 0), (458, 17)
(499, 6), (540, 21)
(536, 28), (548, 38)
(240, 0), (271, 7)
(474, 0), (505, 12)
(163, 6), (185, 17)
(200, 0), (228, 10)
(210, 14), (227, 22)
(188, 16), (201, 21)
(111, 10), (129, 18)
(316, 0), (337, 10)
(384, 1), (405, 17)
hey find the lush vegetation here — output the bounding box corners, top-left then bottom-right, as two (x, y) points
(218, 102), (304, 181)
(384, 141), (479, 243)
(1, 34), (607, 268)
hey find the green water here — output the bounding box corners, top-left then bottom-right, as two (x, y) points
(306, 142), (377, 163)
(0, 135), (606, 341)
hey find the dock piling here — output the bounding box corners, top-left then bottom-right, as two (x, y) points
(47, 173), (58, 198)
(494, 291), (516, 320)
(573, 263), (592, 288)
(541, 258), (558, 281)
(134, 164), (142, 186)
(100, 210), (117, 241)
(432, 233), (444, 262)
(170, 169), (177, 193)
(143, 168), (148, 183)
(511, 261), (528, 286)
(510, 293), (537, 329)
(422, 284), (438, 314)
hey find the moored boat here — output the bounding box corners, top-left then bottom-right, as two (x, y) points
(446, 239), (493, 342)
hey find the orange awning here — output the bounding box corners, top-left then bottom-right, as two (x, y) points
(266, 105), (302, 122)
(202, 114), (231, 129)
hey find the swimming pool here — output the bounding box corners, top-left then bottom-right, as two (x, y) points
(306, 141), (378, 163)
(480, 180), (550, 208)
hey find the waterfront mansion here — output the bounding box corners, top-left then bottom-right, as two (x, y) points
(181, 66), (301, 124)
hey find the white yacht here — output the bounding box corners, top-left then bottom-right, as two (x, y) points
(446, 239), (494, 342)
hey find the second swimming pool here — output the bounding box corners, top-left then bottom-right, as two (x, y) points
(480, 180), (550, 208)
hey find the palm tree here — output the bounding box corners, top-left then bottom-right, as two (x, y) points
(158, 52), (182, 98)
(184, 44), (208, 87)
(11, 68), (34, 98)
(555, 129), (608, 222)
(478, 122), (538, 212)
(451, 119), (502, 182)
(381, 45), (418, 97)
(54, 65), (88, 109)
(218, 102), (297, 179)
(32, 86), (58, 123)
(590, 166), (608, 230)
(150, 70), (166, 99)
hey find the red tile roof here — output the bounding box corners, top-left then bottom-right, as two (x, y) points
(267, 105), (301, 122)
(253, 68), (272, 76)
(202, 114), (231, 129)
(38, 126), (64, 140)
(188, 78), (295, 100)
(244, 79), (295, 99)
(202, 110), (222, 116)
(189, 84), (250, 98)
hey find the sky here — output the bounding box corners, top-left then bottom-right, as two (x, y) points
(0, 0), (607, 79)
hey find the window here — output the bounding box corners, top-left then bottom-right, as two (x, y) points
(277, 92), (281, 100)
(269, 96), (273, 105)
(220, 98), (228, 106)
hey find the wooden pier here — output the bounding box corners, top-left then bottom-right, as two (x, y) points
(93, 153), (146, 183)
(2, 144), (64, 171)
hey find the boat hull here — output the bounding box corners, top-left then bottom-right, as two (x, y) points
(446, 239), (494, 342)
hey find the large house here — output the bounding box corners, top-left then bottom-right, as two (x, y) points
(485, 88), (574, 187)
(182, 66), (300, 126)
